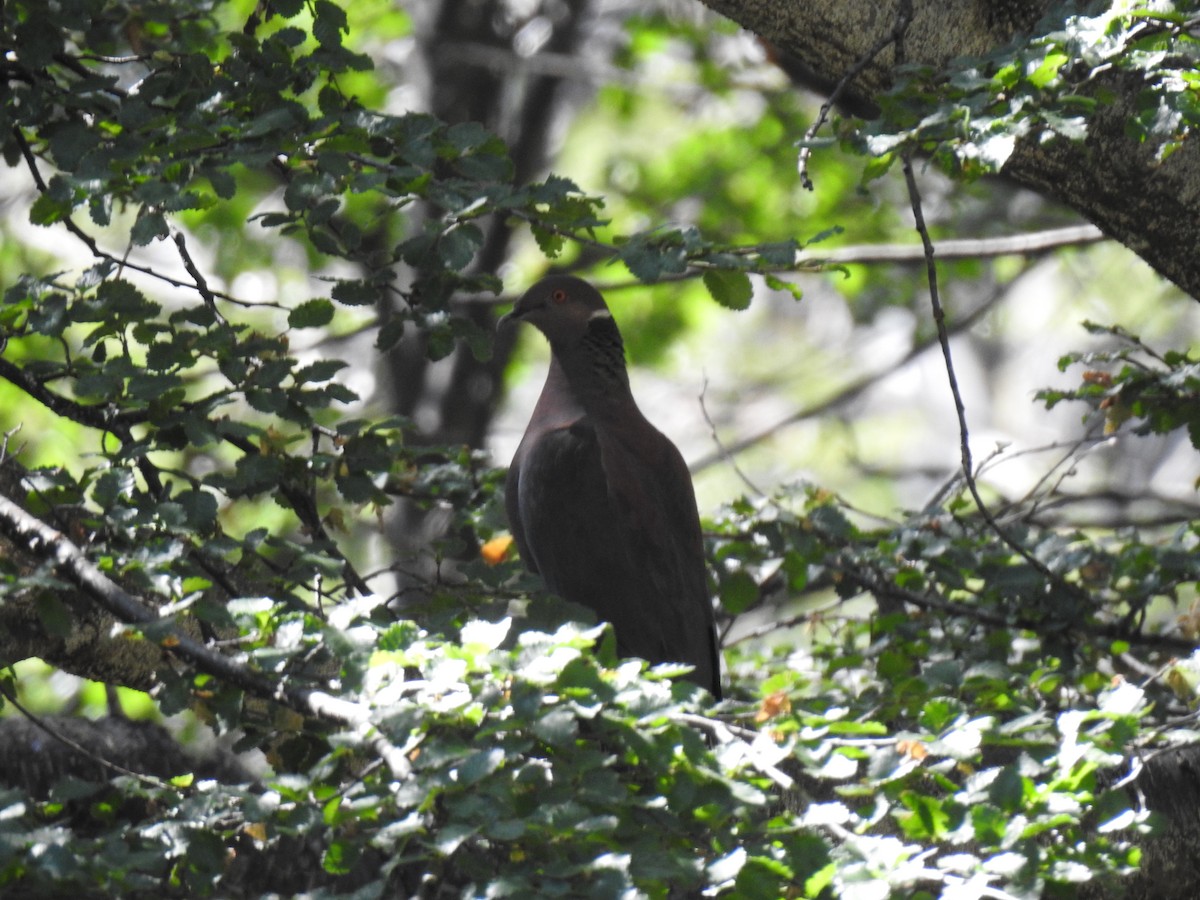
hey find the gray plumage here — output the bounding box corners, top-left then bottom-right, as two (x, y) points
(501, 275), (721, 697)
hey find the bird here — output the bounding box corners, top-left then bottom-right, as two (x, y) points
(499, 275), (721, 698)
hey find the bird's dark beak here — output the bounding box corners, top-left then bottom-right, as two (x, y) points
(498, 298), (531, 331)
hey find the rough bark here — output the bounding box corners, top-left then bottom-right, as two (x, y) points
(0, 461), (168, 688)
(698, 0), (1200, 301)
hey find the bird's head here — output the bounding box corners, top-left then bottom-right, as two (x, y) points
(498, 275), (612, 348)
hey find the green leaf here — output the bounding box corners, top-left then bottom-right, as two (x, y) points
(204, 166), (237, 200)
(28, 293), (69, 336)
(1028, 51), (1068, 89)
(322, 840), (353, 875)
(288, 298), (335, 329)
(376, 315), (407, 351)
(733, 855), (793, 900)
(702, 269), (753, 311)
(29, 181), (74, 226)
(531, 225), (564, 258)
(718, 570), (759, 614)
(861, 151), (896, 182)
(532, 707), (579, 745)
(619, 236), (686, 282)
(177, 489), (219, 531)
(131, 210), (169, 245)
(295, 359), (348, 383)
(437, 224), (482, 270)
(988, 765), (1029, 812)
(313, 0), (348, 48)
(96, 280), (160, 321)
(330, 279), (381, 306)
(93, 467), (135, 508)
(271, 0), (304, 15)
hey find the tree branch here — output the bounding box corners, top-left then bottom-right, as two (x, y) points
(689, 272), (1013, 473)
(797, 0), (913, 190)
(900, 138), (1102, 635)
(800, 224), (1105, 265)
(0, 491), (413, 780)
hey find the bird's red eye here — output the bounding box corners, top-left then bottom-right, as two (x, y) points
(551, 289), (568, 304)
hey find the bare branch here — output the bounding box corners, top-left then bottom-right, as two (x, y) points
(697, 377), (767, 497)
(689, 274), (1013, 474)
(897, 85), (1099, 622)
(801, 224), (1105, 265)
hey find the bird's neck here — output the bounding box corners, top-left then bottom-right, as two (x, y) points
(553, 315), (636, 417)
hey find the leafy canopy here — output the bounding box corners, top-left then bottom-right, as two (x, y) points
(0, 0), (1197, 898)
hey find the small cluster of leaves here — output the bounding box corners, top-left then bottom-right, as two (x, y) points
(613, 227), (821, 309)
(844, 2), (1200, 180)
(2, 266), (355, 426)
(1038, 321), (1200, 452)
(711, 484), (1199, 674)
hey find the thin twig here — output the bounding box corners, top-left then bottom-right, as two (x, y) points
(698, 376), (767, 497)
(895, 70), (1101, 630)
(688, 273), (1013, 474)
(900, 159), (1094, 612)
(173, 232), (230, 325)
(797, 1), (914, 189)
(1000, 432), (1111, 520)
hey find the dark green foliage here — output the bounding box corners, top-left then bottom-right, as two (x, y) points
(1038, 322), (1200, 450)
(847, 2), (1200, 177)
(0, 0), (1197, 898)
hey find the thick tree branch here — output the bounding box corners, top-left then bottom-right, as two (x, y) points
(698, 0), (1200, 300)
(802, 224), (1104, 265)
(0, 491), (413, 779)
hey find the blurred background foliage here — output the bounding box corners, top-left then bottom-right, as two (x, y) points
(1, 0), (1199, 896)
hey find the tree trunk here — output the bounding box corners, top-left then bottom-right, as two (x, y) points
(698, 0), (1200, 301)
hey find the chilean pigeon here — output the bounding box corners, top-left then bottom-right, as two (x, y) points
(500, 275), (721, 697)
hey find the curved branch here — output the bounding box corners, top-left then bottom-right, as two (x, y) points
(0, 491), (413, 780)
(689, 270), (1013, 473)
